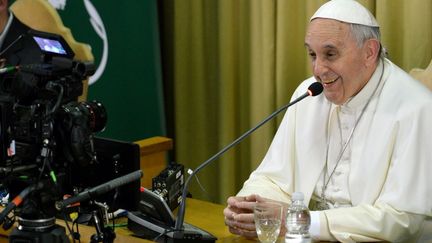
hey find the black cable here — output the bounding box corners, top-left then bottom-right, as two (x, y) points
(44, 82), (64, 116)
(72, 217), (81, 243)
(111, 210), (115, 230)
(37, 157), (47, 181)
(62, 211), (76, 243)
(153, 228), (181, 242)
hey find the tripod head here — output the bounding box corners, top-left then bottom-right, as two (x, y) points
(0, 170), (142, 243)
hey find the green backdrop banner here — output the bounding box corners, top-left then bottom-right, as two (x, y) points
(53, 0), (166, 142)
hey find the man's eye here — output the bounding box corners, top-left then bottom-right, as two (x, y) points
(326, 52), (336, 58)
(308, 52), (316, 59)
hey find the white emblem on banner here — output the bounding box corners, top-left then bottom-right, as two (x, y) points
(48, 0), (66, 10)
(47, 0), (109, 85)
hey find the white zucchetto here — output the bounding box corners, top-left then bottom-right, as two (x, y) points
(311, 0), (379, 27)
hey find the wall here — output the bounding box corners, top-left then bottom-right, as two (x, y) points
(53, 0), (166, 142)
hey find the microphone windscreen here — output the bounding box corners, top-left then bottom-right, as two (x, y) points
(308, 82), (323, 96)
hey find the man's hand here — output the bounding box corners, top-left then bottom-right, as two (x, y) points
(223, 194), (288, 238)
(223, 194), (258, 238)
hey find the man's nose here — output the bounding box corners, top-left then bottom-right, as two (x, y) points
(313, 58), (329, 78)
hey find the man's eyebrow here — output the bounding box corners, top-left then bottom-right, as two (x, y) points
(304, 43), (338, 50)
(323, 44), (337, 50)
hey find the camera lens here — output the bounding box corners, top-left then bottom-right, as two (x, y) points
(79, 100), (107, 133)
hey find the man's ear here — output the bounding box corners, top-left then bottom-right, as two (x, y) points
(364, 38), (381, 66)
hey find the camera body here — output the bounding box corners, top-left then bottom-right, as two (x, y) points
(0, 30), (107, 220)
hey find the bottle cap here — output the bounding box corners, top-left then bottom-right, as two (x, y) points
(292, 192), (304, 201)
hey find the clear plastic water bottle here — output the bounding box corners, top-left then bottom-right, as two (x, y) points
(285, 192), (311, 240)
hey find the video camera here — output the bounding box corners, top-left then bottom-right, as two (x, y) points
(0, 30), (107, 220)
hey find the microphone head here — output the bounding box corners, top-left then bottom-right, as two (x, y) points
(307, 82), (323, 96)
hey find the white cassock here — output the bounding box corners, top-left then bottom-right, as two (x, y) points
(237, 58), (432, 242)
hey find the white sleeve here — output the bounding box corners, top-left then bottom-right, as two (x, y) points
(236, 175), (291, 202)
(323, 203), (425, 242)
(309, 211), (320, 239)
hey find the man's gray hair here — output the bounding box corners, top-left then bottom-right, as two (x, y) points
(350, 23), (387, 59)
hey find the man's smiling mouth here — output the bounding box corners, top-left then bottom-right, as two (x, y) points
(322, 77), (339, 85)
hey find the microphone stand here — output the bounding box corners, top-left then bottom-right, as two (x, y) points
(90, 209), (115, 243)
(175, 82), (323, 230)
(56, 170), (142, 243)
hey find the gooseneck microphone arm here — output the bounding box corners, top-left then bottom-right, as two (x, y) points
(174, 82), (323, 230)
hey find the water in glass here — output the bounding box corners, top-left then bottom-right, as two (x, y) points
(254, 201), (283, 243)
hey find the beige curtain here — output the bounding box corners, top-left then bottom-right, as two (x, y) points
(160, 0), (432, 204)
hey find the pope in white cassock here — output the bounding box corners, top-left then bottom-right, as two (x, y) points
(223, 0), (432, 242)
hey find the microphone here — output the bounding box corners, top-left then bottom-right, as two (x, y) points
(55, 170), (143, 210)
(174, 82), (323, 230)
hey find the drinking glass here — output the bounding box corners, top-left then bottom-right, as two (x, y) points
(254, 201), (283, 243)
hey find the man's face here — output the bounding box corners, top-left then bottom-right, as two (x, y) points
(305, 19), (370, 105)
